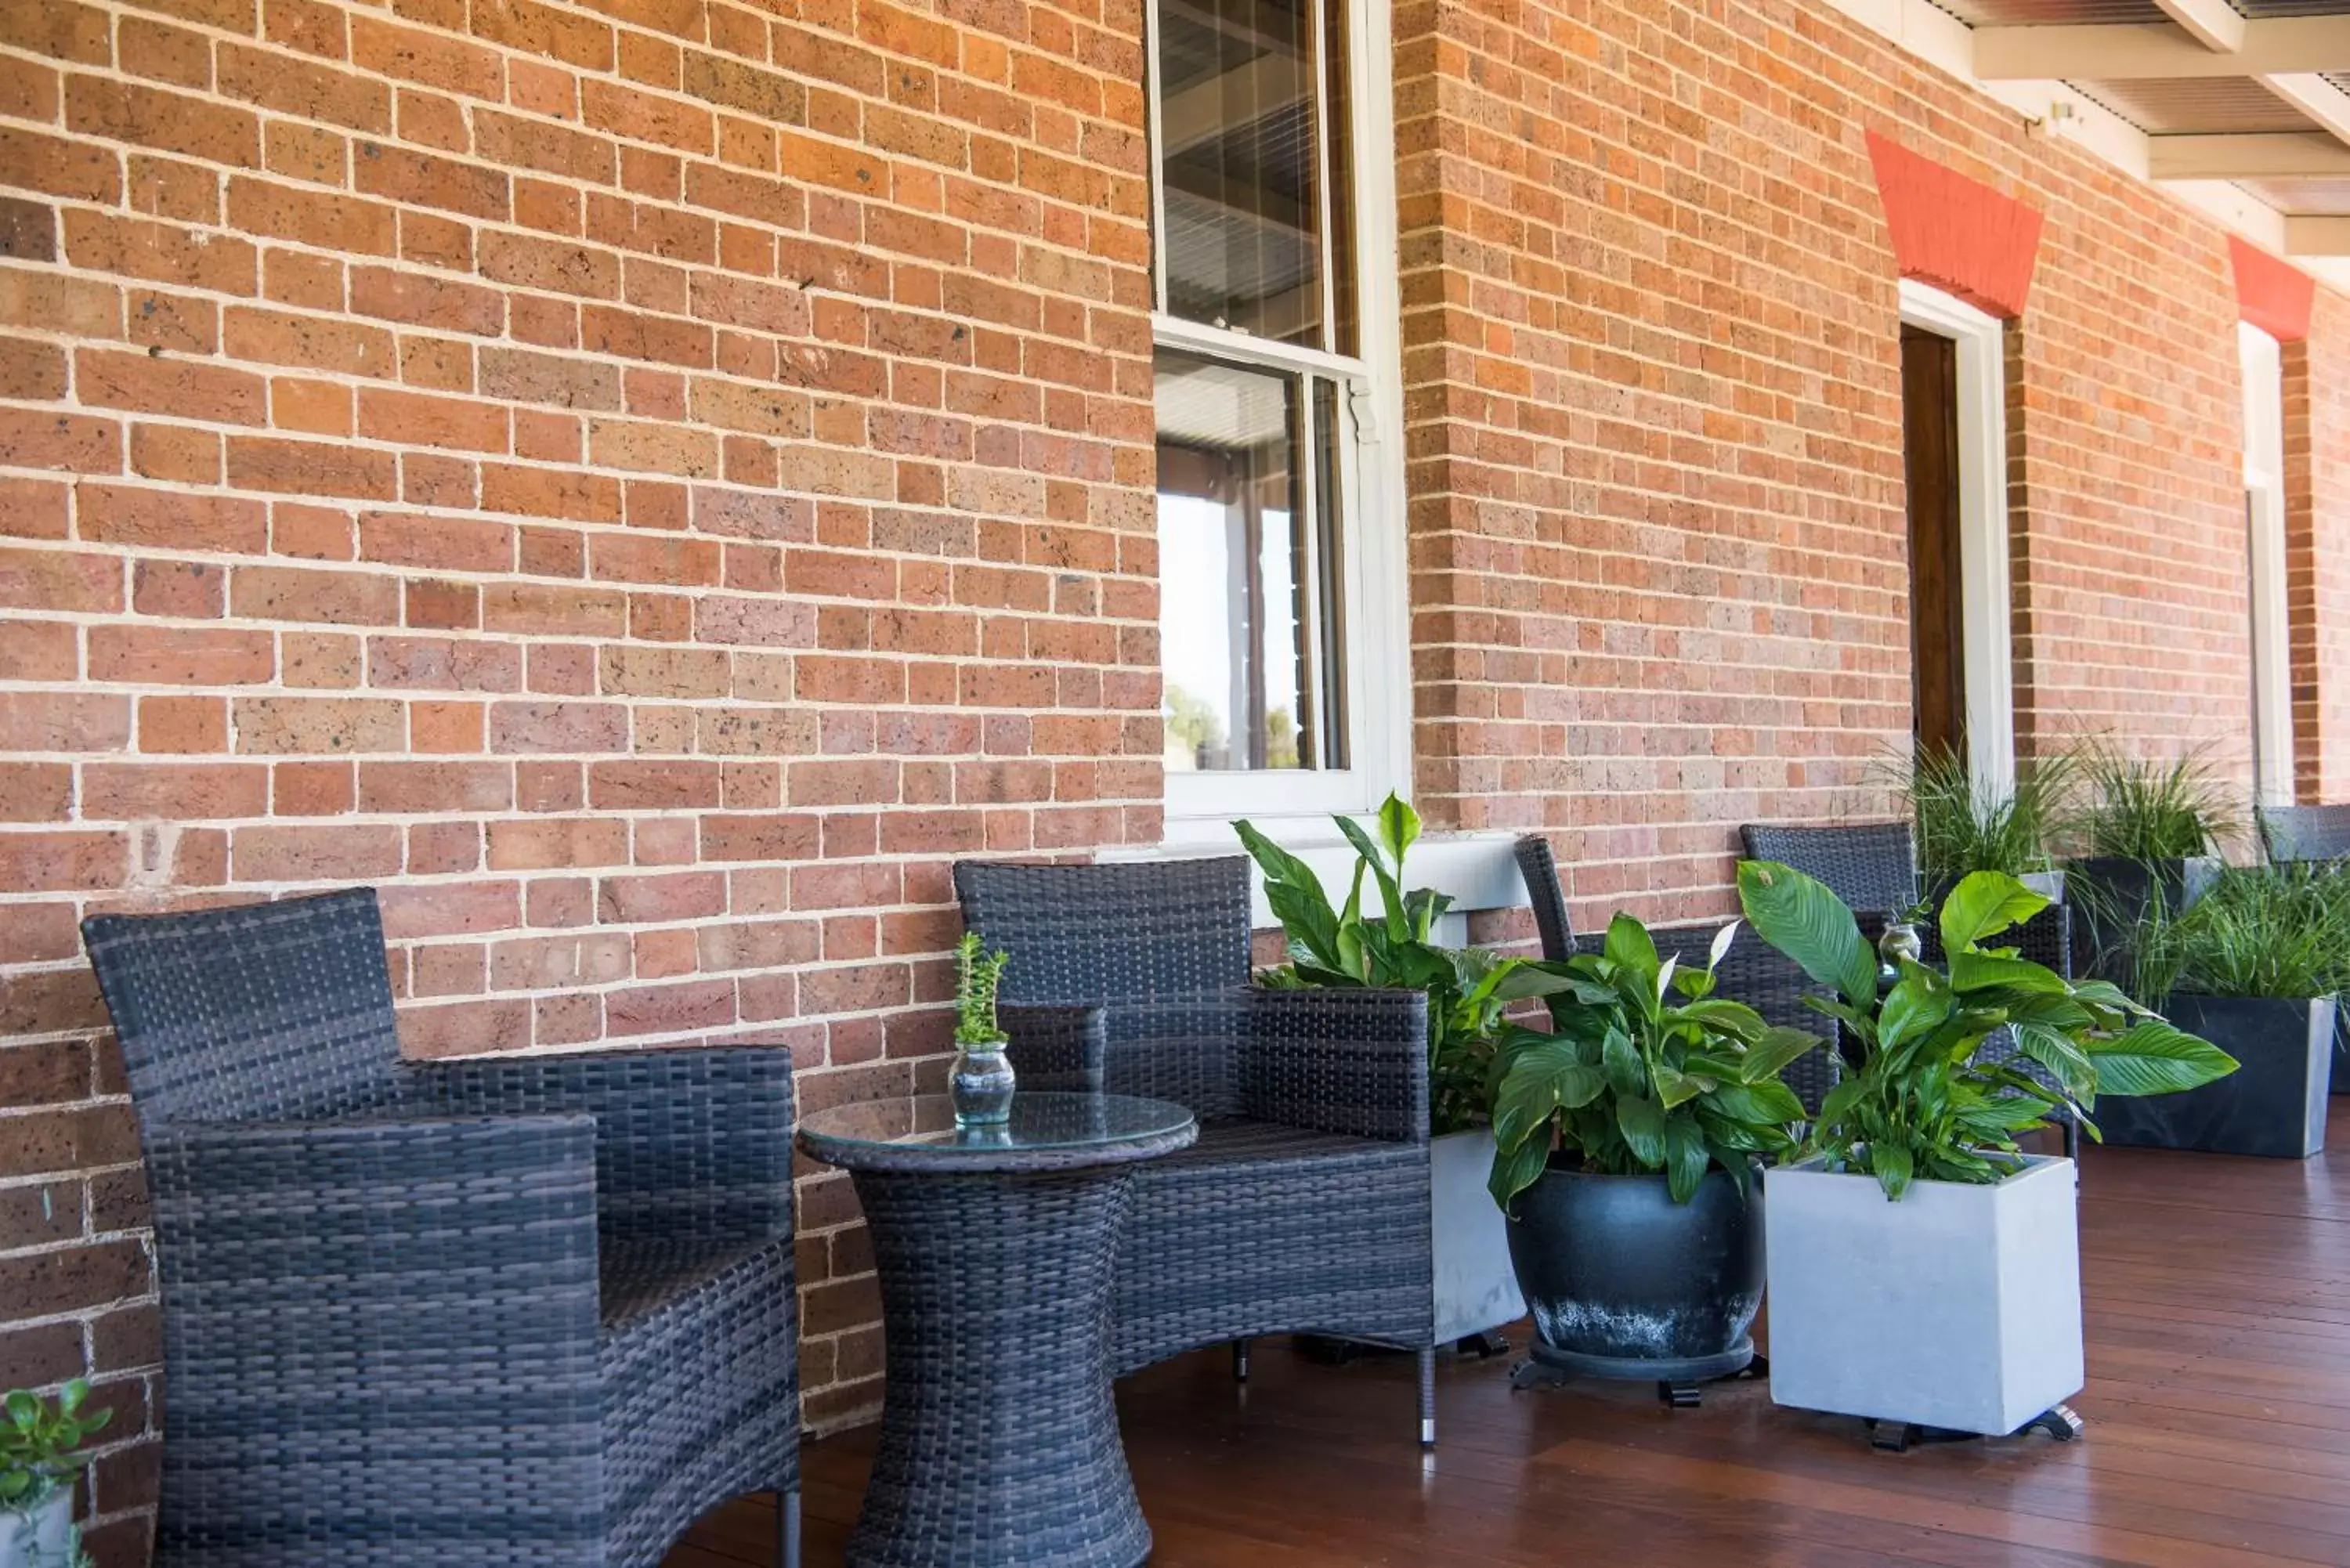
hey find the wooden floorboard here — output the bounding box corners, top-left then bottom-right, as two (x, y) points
(667, 1102), (2350, 1567)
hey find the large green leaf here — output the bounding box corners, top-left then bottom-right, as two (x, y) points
(2086, 1019), (2240, 1098)
(1705, 1078), (1806, 1128)
(1868, 1138), (1914, 1200)
(1603, 912), (1660, 974)
(1235, 819), (1342, 969)
(1662, 1111), (1709, 1202)
(1877, 965), (1951, 1052)
(1378, 792), (1422, 864)
(1494, 1039), (1606, 1150)
(1487, 1133), (1550, 1213)
(1653, 1063), (1705, 1111)
(1739, 1025), (1828, 1084)
(1937, 871), (2048, 955)
(1334, 814), (1408, 934)
(1616, 1093), (1667, 1166)
(2012, 1022), (2095, 1099)
(1600, 1025), (1643, 1097)
(1737, 861), (1878, 1007)
(1948, 948), (2070, 997)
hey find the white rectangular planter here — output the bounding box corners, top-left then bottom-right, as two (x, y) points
(0, 1490), (76, 1568)
(1432, 1127), (1524, 1343)
(1765, 1153), (2082, 1436)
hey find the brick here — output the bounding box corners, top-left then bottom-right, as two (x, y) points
(80, 486), (268, 555)
(226, 435), (396, 499)
(225, 307), (400, 379)
(89, 625), (274, 685)
(83, 762), (268, 820)
(0, 408), (121, 475)
(350, 266), (504, 336)
(67, 74), (259, 166)
(0, 621), (78, 682)
(0, 547), (120, 613)
(0, 126), (125, 204)
(217, 42), (389, 132)
(0, 830), (127, 891)
(485, 815), (628, 869)
(231, 695), (403, 753)
(232, 822), (402, 880)
(231, 565), (399, 625)
(488, 699), (627, 753)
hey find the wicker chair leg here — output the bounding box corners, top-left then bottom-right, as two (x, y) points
(779, 1487), (801, 1568)
(1233, 1338), (1252, 1384)
(1417, 1345), (1437, 1447)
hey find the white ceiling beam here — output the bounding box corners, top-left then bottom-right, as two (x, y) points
(2283, 215), (2350, 255)
(2152, 0), (2246, 55)
(2255, 74), (2350, 150)
(1976, 18), (2350, 81)
(2148, 132), (2350, 179)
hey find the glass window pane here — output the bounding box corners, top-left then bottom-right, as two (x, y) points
(1156, 350), (1342, 772)
(1154, 0), (1343, 348)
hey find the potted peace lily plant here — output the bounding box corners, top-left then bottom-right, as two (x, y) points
(1485, 916), (1817, 1404)
(1736, 862), (2238, 1447)
(1238, 796), (1571, 1347)
(1, 1379), (107, 1568)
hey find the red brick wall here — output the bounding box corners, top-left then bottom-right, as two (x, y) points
(2286, 294), (2350, 804)
(0, 0), (1157, 1553)
(1396, 0), (2284, 929)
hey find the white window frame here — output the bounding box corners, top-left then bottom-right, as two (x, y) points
(2239, 320), (2294, 808)
(1145, 0), (1410, 847)
(1898, 280), (2016, 795)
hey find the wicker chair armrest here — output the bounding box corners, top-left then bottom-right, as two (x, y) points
(997, 1003), (1106, 1093)
(1235, 987), (1430, 1143)
(405, 1046), (794, 1246)
(145, 1115), (606, 1545)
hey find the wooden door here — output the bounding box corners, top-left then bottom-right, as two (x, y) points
(1901, 325), (1966, 761)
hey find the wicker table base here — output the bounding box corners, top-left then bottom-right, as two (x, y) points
(797, 1093), (1198, 1568)
(852, 1168), (1148, 1568)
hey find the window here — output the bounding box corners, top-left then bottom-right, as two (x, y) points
(2240, 321), (2293, 807)
(1148, 0), (1405, 837)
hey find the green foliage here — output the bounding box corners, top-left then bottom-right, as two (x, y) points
(2065, 739), (2236, 861)
(1484, 915), (1813, 1212)
(1737, 862), (2240, 1200)
(1236, 795), (1573, 1134)
(953, 931), (1010, 1046)
(1909, 742), (2072, 881)
(0, 1380), (108, 1515)
(2128, 864), (2350, 1003)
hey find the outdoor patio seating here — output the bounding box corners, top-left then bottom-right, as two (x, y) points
(952, 855), (1440, 1443)
(81, 888), (802, 1568)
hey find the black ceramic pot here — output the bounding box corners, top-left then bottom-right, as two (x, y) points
(2097, 994), (2333, 1158)
(2066, 855), (2221, 981)
(1504, 1165), (1762, 1382)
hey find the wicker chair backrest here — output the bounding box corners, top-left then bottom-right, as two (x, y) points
(82, 887), (403, 1131)
(955, 857), (1256, 1116)
(1740, 822), (1921, 915)
(2261, 804), (2350, 864)
(1510, 836), (1575, 962)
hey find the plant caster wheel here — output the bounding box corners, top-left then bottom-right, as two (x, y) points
(1454, 1330), (1512, 1360)
(1296, 1334), (1364, 1366)
(1736, 1353), (1769, 1381)
(1865, 1419), (1922, 1454)
(1658, 1381), (1704, 1409)
(2018, 1404), (2084, 1442)
(1509, 1358), (1570, 1393)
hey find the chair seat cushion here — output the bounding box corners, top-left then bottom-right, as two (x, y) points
(598, 1239), (796, 1568)
(1112, 1118), (1431, 1371)
(1142, 1116), (1419, 1176)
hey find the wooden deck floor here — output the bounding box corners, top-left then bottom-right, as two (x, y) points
(669, 1103), (2350, 1567)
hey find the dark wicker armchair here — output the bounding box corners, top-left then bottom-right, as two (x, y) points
(81, 888), (801, 1568)
(1513, 836), (1842, 1114)
(952, 856), (1439, 1444)
(2261, 804), (2350, 864)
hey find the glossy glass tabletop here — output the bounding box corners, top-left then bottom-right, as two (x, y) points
(797, 1092), (1198, 1173)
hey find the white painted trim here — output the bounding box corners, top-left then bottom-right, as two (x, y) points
(2153, 0), (2247, 55)
(2239, 323), (2294, 807)
(1100, 829), (1528, 927)
(1975, 18), (2350, 81)
(2146, 134), (2350, 180)
(1151, 0), (1412, 836)
(1900, 280), (2017, 795)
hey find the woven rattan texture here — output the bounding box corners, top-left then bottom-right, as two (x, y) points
(850, 1166), (1152, 1568)
(83, 888), (800, 1568)
(956, 858), (1438, 1433)
(2261, 804), (2350, 863)
(1740, 822), (1922, 914)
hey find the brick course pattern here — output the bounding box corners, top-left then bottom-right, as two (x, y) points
(2287, 293), (2350, 805)
(0, 0), (1158, 1554)
(1394, 0), (2309, 919)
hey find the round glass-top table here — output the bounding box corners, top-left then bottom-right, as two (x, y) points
(796, 1092), (1198, 1568)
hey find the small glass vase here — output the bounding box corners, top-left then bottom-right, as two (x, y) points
(951, 1038), (1016, 1128)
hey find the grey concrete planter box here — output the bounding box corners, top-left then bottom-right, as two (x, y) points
(1765, 1153), (2081, 1436)
(2098, 994), (2333, 1158)
(0, 1490), (76, 1568)
(1432, 1127), (1524, 1343)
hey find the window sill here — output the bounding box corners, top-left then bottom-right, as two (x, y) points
(1099, 826), (1528, 929)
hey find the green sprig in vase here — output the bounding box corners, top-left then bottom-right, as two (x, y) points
(950, 932), (1016, 1127)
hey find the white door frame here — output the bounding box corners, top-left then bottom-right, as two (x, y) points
(1899, 280), (2016, 794)
(2239, 320), (2294, 807)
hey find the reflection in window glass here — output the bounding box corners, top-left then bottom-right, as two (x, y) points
(1156, 350), (1341, 772)
(1154, 0), (1336, 348)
